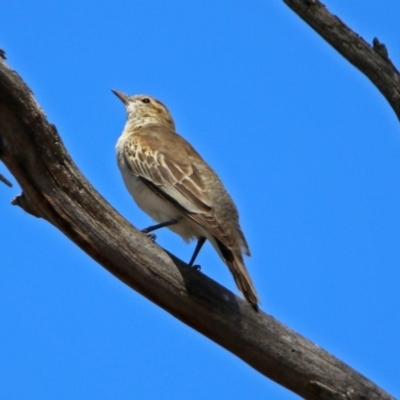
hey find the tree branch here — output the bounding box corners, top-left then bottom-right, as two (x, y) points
(0, 56), (394, 399)
(283, 0), (400, 121)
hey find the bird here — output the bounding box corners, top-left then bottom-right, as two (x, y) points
(113, 90), (260, 310)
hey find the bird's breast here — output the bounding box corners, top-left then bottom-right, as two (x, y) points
(116, 136), (210, 242)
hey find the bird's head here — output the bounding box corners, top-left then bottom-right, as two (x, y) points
(112, 90), (175, 130)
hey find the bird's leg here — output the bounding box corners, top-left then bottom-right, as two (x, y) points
(188, 237), (206, 270)
(141, 218), (181, 241)
(142, 218), (181, 233)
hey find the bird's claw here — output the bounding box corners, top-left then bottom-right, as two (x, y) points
(192, 264), (201, 271)
(143, 232), (157, 242)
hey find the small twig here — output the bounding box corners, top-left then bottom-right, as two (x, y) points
(373, 37), (399, 75)
(11, 193), (41, 217)
(0, 173), (12, 187)
(373, 37), (389, 60)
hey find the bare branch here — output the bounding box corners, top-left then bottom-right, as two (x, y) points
(0, 57), (394, 399)
(283, 0), (400, 121)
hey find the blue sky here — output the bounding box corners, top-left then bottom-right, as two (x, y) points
(1, 1), (400, 399)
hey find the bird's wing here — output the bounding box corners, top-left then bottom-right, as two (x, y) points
(122, 126), (229, 241)
(123, 126), (212, 213)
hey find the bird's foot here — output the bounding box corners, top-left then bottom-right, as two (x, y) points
(142, 230), (157, 242)
(192, 264), (201, 271)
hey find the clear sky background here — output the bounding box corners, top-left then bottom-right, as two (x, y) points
(1, 1), (400, 399)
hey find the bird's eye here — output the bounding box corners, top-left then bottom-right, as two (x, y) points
(142, 98), (150, 104)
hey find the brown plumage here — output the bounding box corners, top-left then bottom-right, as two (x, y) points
(113, 91), (259, 310)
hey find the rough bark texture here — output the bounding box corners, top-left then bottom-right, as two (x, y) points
(283, 0), (400, 121)
(0, 57), (395, 399)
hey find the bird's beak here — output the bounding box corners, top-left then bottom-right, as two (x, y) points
(112, 89), (129, 105)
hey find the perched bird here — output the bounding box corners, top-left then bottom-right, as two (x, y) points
(113, 91), (260, 310)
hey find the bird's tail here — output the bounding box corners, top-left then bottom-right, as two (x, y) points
(216, 239), (260, 310)
(228, 254), (260, 311)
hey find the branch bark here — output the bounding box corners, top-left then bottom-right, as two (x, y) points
(283, 0), (400, 121)
(0, 56), (394, 400)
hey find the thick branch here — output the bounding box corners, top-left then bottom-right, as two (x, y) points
(0, 58), (394, 399)
(283, 0), (400, 121)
